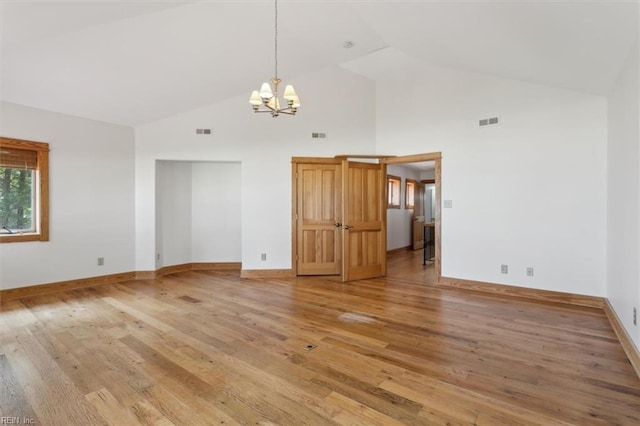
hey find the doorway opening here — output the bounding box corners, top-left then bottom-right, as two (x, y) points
(291, 152), (441, 283)
(381, 153), (442, 284)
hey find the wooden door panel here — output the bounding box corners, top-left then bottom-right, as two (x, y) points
(300, 230), (336, 268)
(413, 220), (425, 250)
(345, 230), (384, 280)
(297, 163), (341, 275)
(342, 161), (386, 282)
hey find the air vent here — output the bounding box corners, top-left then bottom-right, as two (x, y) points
(479, 117), (499, 127)
(312, 132), (327, 139)
(196, 128), (212, 135)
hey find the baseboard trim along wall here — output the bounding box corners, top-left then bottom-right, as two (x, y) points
(0, 272), (137, 302)
(386, 246), (412, 255)
(240, 269), (296, 279)
(604, 299), (640, 379)
(438, 276), (605, 309)
(1, 263), (241, 301)
(138, 262), (242, 280)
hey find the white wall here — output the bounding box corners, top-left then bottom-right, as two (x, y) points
(155, 161), (242, 268)
(191, 162), (241, 263)
(136, 66), (376, 272)
(420, 170), (435, 181)
(607, 34), (640, 348)
(0, 102), (135, 289)
(386, 164), (420, 251)
(375, 65), (608, 297)
(157, 161), (192, 267)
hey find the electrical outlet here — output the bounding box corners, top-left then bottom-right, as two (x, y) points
(157, 253), (160, 261)
(97, 257), (104, 266)
(443, 200), (453, 209)
(501, 264), (508, 274)
(634, 307), (637, 326)
(261, 253), (267, 261)
(526, 267), (534, 277)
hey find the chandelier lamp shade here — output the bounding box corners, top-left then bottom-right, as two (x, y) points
(249, 0), (300, 117)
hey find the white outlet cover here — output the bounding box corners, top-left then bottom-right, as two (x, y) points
(443, 200), (453, 208)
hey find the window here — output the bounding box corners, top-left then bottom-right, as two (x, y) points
(387, 175), (401, 208)
(0, 137), (49, 243)
(405, 179), (416, 209)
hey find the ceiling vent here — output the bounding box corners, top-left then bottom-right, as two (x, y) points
(312, 132), (327, 139)
(195, 128), (212, 135)
(479, 117), (499, 127)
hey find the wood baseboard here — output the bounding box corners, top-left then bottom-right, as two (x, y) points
(604, 299), (640, 378)
(240, 269), (295, 279)
(2, 263), (242, 301)
(437, 276), (604, 309)
(156, 263), (192, 277)
(157, 262), (241, 277)
(386, 245), (412, 255)
(139, 262), (242, 280)
(0, 272), (136, 302)
(191, 262), (241, 271)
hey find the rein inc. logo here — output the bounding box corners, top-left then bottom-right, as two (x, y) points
(0, 418), (35, 424)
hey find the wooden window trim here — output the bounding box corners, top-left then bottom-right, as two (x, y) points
(0, 137), (50, 243)
(405, 178), (417, 209)
(387, 175), (401, 209)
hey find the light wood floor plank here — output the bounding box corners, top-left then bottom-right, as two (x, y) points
(1, 250), (639, 425)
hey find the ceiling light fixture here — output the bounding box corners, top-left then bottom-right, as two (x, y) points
(249, 0), (300, 117)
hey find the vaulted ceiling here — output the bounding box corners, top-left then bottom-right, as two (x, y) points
(1, 0), (638, 126)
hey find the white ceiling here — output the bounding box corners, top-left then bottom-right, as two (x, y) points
(1, 0), (638, 126)
(402, 161), (435, 172)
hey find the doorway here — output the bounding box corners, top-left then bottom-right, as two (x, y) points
(381, 153), (442, 282)
(292, 152), (441, 283)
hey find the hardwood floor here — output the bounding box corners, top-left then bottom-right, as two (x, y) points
(1, 251), (639, 425)
(387, 248), (436, 284)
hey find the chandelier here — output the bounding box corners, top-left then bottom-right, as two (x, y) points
(249, 0), (300, 117)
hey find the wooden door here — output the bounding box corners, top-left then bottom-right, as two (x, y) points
(296, 162), (342, 275)
(341, 160), (387, 282)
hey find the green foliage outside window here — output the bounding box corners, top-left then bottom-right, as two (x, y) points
(0, 167), (34, 231)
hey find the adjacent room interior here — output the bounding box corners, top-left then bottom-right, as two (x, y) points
(1, 0), (639, 424)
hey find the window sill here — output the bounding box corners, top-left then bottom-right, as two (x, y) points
(0, 233), (47, 243)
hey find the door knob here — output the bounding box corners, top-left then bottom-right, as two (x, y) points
(343, 224), (353, 230)
(335, 222), (342, 228)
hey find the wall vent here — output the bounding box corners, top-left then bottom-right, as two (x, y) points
(312, 132), (327, 139)
(196, 128), (212, 135)
(479, 117), (499, 127)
